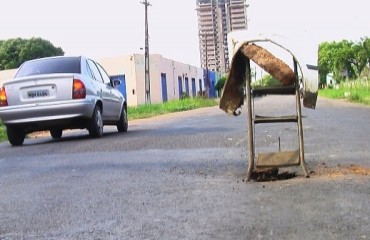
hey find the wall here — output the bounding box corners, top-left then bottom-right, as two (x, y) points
(0, 69), (17, 83)
(125, 54), (205, 105)
(100, 54), (206, 106)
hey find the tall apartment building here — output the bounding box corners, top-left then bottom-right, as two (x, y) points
(196, 0), (248, 73)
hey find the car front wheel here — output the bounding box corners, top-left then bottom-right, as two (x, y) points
(7, 125), (26, 146)
(117, 106), (128, 132)
(88, 105), (103, 138)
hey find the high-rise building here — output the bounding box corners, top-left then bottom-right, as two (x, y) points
(196, 0), (248, 73)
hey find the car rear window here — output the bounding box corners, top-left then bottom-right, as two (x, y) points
(15, 57), (81, 77)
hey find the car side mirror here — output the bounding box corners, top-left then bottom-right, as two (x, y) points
(112, 79), (121, 88)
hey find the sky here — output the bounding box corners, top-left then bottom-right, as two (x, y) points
(0, 0), (369, 68)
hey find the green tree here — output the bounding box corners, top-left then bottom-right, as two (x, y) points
(215, 76), (227, 95)
(361, 37), (370, 74)
(0, 40), (3, 70)
(351, 41), (368, 77)
(0, 38), (24, 70)
(261, 74), (281, 86)
(318, 42), (331, 85)
(318, 37), (370, 84)
(0, 37), (64, 70)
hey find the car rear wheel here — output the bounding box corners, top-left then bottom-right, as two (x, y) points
(7, 126), (26, 146)
(88, 105), (103, 138)
(117, 106), (128, 132)
(50, 129), (63, 139)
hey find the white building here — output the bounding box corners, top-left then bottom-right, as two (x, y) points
(99, 54), (207, 106)
(326, 73), (337, 87)
(0, 69), (17, 82)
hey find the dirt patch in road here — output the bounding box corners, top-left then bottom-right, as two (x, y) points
(310, 163), (370, 178)
(249, 164), (370, 182)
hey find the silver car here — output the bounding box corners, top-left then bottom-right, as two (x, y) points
(0, 56), (128, 146)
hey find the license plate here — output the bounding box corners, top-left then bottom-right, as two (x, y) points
(27, 89), (49, 98)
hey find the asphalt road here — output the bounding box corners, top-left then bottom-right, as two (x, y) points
(0, 96), (369, 240)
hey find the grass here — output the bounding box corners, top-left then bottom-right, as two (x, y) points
(319, 79), (370, 105)
(0, 97), (219, 142)
(0, 121), (6, 141)
(128, 97), (218, 120)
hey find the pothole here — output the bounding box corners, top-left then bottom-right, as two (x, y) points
(250, 168), (297, 182)
(249, 164), (370, 182)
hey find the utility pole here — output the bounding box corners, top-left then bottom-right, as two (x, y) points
(205, 33), (209, 98)
(141, 0), (151, 104)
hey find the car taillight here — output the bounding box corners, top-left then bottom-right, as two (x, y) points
(73, 79), (86, 99)
(0, 86), (8, 107)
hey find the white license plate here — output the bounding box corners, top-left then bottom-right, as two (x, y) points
(27, 89), (49, 98)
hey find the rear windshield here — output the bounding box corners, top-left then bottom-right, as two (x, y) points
(15, 57), (81, 77)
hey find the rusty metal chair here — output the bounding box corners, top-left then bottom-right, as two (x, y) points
(220, 39), (318, 181)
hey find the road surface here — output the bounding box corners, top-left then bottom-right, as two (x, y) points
(0, 96), (369, 240)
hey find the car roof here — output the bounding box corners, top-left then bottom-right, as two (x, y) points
(24, 56), (84, 63)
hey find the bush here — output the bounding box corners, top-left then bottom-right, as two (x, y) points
(252, 74), (282, 87)
(215, 77), (226, 91)
(0, 121), (7, 141)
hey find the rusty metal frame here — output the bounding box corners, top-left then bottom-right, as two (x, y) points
(293, 59), (310, 178)
(245, 59), (254, 180)
(245, 56), (309, 181)
(219, 38), (314, 181)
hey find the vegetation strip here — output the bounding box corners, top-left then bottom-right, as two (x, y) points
(319, 79), (370, 105)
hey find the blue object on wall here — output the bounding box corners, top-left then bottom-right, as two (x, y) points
(199, 79), (203, 95)
(110, 75), (127, 101)
(191, 78), (196, 97)
(202, 69), (217, 98)
(178, 76), (183, 99)
(161, 73), (168, 102)
(185, 77), (189, 96)
(209, 71), (216, 98)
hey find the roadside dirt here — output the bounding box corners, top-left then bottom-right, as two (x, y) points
(250, 164), (370, 182)
(310, 163), (370, 178)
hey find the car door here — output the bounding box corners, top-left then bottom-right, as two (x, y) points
(96, 62), (123, 120)
(86, 59), (115, 120)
